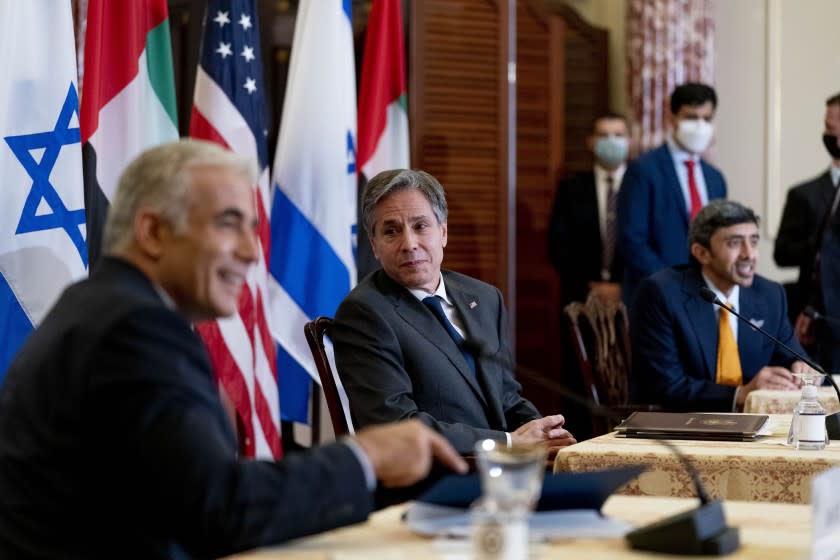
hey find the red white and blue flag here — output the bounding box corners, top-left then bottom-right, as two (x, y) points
(269, 0), (358, 425)
(0, 1), (88, 381)
(190, 0), (282, 459)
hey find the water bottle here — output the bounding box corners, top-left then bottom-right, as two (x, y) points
(790, 384), (827, 450)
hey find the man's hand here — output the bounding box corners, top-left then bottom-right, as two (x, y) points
(588, 282), (622, 305)
(510, 415), (576, 453)
(353, 420), (468, 488)
(736, 366), (801, 408)
(795, 312), (815, 345)
(789, 360), (816, 376)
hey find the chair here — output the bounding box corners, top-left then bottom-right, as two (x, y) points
(564, 295), (658, 435)
(303, 316), (353, 439)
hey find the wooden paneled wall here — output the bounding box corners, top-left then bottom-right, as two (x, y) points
(515, 2), (608, 410)
(411, 0), (608, 411)
(410, 0), (514, 299)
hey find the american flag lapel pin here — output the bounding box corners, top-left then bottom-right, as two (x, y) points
(469, 301), (477, 309)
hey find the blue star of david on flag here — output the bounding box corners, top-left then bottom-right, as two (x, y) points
(4, 84), (88, 267)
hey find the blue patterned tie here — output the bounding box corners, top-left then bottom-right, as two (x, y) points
(422, 295), (476, 377)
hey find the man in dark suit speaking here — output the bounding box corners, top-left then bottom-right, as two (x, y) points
(630, 200), (809, 412)
(0, 141), (466, 560)
(333, 169), (576, 454)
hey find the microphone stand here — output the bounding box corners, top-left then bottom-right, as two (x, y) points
(461, 339), (740, 556)
(699, 287), (840, 440)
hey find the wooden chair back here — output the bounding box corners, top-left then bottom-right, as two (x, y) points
(303, 316), (352, 438)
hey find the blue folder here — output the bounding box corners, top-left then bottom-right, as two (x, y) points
(416, 465), (647, 511)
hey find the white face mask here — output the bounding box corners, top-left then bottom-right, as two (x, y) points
(676, 119), (714, 154)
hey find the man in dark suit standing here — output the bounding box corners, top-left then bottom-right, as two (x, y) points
(618, 83), (728, 307)
(775, 92), (840, 370)
(0, 141), (466, 560)
(548, 113), (629, 306)
(547, 113), (629, 439)
(631, 200), (809, 412)
(333, 169), (576, 454)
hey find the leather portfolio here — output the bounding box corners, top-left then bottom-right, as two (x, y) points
(614, 411), (770, 441)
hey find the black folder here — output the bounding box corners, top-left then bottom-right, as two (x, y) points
(614, 411), (769, 441)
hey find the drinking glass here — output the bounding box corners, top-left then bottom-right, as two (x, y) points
(471, 439), (547, 560)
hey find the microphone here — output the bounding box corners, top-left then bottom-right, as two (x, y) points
(698, 286), (840, 439)
(462, 338), (739, 556)
(804, 305), (840, 327)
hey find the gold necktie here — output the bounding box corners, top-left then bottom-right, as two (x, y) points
(715, 302), (743, 386)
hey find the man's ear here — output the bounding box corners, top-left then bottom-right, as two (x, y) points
(133, 210), (170, 259)
(690, 242), (710, 265)
(440, 221), (448, 248)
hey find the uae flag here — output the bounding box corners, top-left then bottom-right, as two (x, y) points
(80, 0), (179, 266)
(355, 0), (409, 276)
(190, 0), (282, 460)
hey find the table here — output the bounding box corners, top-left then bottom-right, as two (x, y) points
(222, 495), (812, 559)
(744, 387), (840, 414)
(553, 415), (840, 504)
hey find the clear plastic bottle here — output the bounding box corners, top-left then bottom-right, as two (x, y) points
(791, 384), (827, 450)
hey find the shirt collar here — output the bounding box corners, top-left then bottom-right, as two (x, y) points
(666, 135), (698, 163)
(408, 272), (451, 305)
(594, 163), (626, 184)
(830, 165), (840, 187)
(153, 283), (178, 310)
(701, 272), (740, 309)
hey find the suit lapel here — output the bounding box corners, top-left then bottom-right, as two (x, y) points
(582, 172), (603, 251)
(382, 273), (488, 406)
(656, 146), (689, 230)
(819, 171), (836, 213)
(682, 270), (717, 379)
(736, 286), (766, 378)
(445, 274), (505, 424)
(699, 160), (722, 198)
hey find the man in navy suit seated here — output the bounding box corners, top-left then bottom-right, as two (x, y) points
(630, 199), (811, 412)
(617, 83), (727, 307)
(0, 140), (466, 560)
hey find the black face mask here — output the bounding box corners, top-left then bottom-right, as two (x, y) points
(824, 134), (840, 159)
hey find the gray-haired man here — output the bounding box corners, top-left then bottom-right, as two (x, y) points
(333, 169), (576, 454)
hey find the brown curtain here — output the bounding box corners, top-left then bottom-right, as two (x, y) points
(626, 0), (715, 153)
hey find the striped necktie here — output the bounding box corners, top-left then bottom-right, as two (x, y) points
(422, 295), (476, 377)
(602, 174), (617, 280)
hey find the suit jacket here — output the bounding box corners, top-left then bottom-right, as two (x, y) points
(333, 269), (541, 454)
(548, 170), (623, 305)
(774, 170), (836, 312)
(0, 258), (372, 560)
(630, 266), (804, 411)
(617, 144), (727, 306)
(817, 212), (840, 370)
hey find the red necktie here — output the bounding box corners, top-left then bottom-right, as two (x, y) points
(684, 159), (702, 221)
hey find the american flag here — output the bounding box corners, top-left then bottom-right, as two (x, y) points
(189, 0), (281, 459)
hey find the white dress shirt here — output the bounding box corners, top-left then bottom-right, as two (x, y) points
(667, 137), (710, 215)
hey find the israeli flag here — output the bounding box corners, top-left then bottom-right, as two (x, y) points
(0, 2), (87, 381)
(269, 0), (357, 423)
